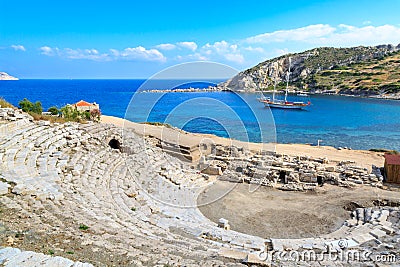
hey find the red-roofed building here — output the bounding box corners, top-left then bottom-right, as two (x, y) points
(384, 154), (400, 184)
(72, 100), (100, 112)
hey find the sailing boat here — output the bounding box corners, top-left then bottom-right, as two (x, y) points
(260, 58), (311, 110)
(257, 76), (271, 102)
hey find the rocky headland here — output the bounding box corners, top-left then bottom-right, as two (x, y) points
(219, 44), (400, 99)
(0, 72), (18, 81)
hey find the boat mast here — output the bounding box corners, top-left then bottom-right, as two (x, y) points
(272, 62), (278, 102)
(261, 75), (266, 99)
(285, 57), (291, 103)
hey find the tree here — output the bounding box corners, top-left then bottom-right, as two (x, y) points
(83, 111), (91, 120)
(18, 98), (34, 113)
(48, 106), (59, 116)
(18, 98), (43, 114)
(61, 105), (79, 120)
(32, 101), (43, 114)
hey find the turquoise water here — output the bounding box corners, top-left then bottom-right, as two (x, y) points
(1, 79), (400, 150)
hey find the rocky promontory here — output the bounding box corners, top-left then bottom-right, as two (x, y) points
(219, 44), (400, 98)
(0, 72), (18, 80)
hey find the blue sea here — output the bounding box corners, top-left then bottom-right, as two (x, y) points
(1, 79), (400, 150)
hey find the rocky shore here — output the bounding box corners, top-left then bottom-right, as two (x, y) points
(0, 110), (399, 266)
(0, 72), (18, 81)
(141, 85), (400, 100)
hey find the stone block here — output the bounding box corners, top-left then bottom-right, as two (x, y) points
(218, 218), (230, 230)
(271, 239), (284, 251)
(325, 166), (335, 172)
(377, 210), (390, 222)
(201, 166), (222, 175)
(380, 225), (395, 235)
(369, 228), (386, 239)
(0, 182), (10, 195)
(352, 233), (375, 244)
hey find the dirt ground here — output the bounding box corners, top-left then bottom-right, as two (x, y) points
(0, 201), (134, 267)
(198, 181), (400, 239)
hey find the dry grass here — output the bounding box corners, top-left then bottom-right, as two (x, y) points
(0, 98), (15, 108)
(29, 113), (88, 124)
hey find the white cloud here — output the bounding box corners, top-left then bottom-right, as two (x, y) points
(177, 41), (198, 51)
(175, 53), (208, 61)
(243, 46), (265, 53)
(84, 49), (99, 55)
(274, 48), (289, 56)
(224, 53), (244, 63)
(245, 24), (336, 44)
(155, 43), (176, 50)
(11, 45), (26, 51)
(202, 41), (244, 63)
(40, 46), (109, 61)
(324, 24), (400, 46)
(119, 46), (166, 61)
(109, 49), (120, 57)
(244, 23), (400, 47)
(63, 48), (109, 61)
(39, 46), (166, 62)
(40, 46), (57, 56)
(36, 23), (400, 67)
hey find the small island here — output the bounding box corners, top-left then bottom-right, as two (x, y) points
(0, 72), (19, 80)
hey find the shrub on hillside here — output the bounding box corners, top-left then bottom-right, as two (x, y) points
(48, 106), (60, 115)
(18, 98), (43, 114)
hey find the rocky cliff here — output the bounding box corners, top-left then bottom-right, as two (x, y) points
(0, 72), (18, 80)
(220, 44), (400, 97)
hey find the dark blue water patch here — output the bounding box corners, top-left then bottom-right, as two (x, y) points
(1, 80), (400, 150)
(182, 118), (229, 138)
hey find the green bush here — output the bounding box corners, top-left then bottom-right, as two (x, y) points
(18, 98), (43, 114)
(79, 223), (89, 230)
(83, 111), (91, 120)
(60, 105), (80, 121)
(48, 106), (59, 115)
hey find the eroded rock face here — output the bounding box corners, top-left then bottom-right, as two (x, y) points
(219, 44), (400, 93)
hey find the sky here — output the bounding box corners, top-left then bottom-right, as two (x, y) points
(1, 0), (400, 78)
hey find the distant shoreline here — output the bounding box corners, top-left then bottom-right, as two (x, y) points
(140, 87), (400, 100)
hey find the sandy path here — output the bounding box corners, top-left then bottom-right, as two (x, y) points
(101, 115), (385, 169)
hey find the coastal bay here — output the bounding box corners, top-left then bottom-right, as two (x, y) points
(1, 79), (399, 150)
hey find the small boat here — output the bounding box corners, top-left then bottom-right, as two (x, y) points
(257, 95), (270, 102)
(297, 93), (308, 97)
(264, 99), (311, 109)
(260, 58), (311, 110)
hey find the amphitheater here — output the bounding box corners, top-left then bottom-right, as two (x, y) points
(0, 108), (399, 266)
